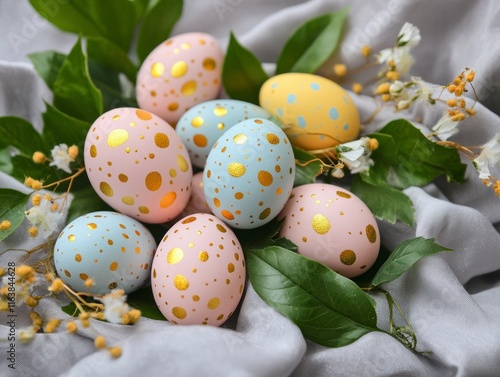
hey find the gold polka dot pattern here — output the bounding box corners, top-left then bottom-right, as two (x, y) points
(278, 183), (380, 278)
(151, 214), (246, 326)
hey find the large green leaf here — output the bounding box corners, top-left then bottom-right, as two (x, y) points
(0, 117), (45, 155)
(292, 146), (322, 186)
(136, 0), (183, 62)
(351, 176), (415, 226)
(371, 238), (452, 287)
(127, 287), (166, 321)
(0, 189), (30, 241)
(28, 0), (142, 51)
(28, 51), (66, 90)
(52, 38), (103, 124)
(276, 9), (348, 74)
(246, 246), (379, 347)
(222, 32), (269, 104)
(366, 119), (467, 189)
(66, 186), (111, 224)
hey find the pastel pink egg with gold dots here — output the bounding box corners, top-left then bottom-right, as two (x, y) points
(278, 183), (380, 278)
(136, 32), (224, 126)
(84, 107), (193, 224)
(180, 172), (212, 218)
(151, 213), (246, 326)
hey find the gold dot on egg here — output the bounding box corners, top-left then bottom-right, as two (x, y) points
(217, 123), (225, 130)
(227, 263), (235, 273)
(169, 169), (177, 178)
(302, 237), (307, 242)
(207, 297), (220, 310)
(150, 90), (156, 97)
(108, 239), (114, 246)
(203, 57), (216, 70)
(79, 273), (88, 281)
(110, 261), (118, 271)
(108, 282), (118, 290)
(213, 107), (227, 117)
(337, 190), (352, 199)
(99, 182), (114, 197)
(216, 224), (227, 233)
(172, 307), (187, 319)
(177, 154), (189, 172)
(151, 62), (164, 77)
(87, 223), (97, 230)
(118, 174), (128, 182)
(68, 234), (76, 242)
(64, 270), (71, 277)
(234, 253), (239, 261)
(228, 162), (246, 178)
(168, 102), (179, 111)
(312, 214), (331, 235)
(181, 80), (197, 96)
(221, 210), (234, 221)
(259, 208), (271, 220)
(340, 249), (357, 266)
(75, 254), (82, 262)
(171, 61), (188, 78)
(275, 165), (281, 173)
(138, 206), (150, 214)
(107, 129), (129, 147)
(135, 247), (141, 254)
(217, 314), (224, 321)
(192, 295), (200, 302)
(154, 133), (170, 148)
(149, 153), (155, 159)
(173, 275), (189, 290)
(206, 170), (211, 178)
(112, 114), (120, 121)
(191, 116), (204, 127)
(213, 198), (221, 208)
(366, 224), (377, 243)
(167, 248), (184, 264)
(89, 145), (97, 158)
(258, 171), (273, 186)
(266, 133), (280, 144)
(233, 133), (247, 144)
(136, 109), (152, 120)
(199, 251), (209, 262)
(122, 196), (135, 205)
(160, 191), (177, 208)
(145, 171), (162, 191)
(234, 192), (244, 200)
(193, 134), (208, 147)
(182, 216), (197, 224)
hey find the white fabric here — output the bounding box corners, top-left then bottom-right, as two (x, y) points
(1, 0), (500, 376)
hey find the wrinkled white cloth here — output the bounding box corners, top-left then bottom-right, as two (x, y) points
(1, 0), (500, 376)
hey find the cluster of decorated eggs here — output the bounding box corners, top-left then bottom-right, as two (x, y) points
(53, 32), (379, 327)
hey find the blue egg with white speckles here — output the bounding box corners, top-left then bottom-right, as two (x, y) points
(176, 100), (279, 168)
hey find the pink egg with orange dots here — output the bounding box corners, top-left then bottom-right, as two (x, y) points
(278, 183), (380, 278)
(151, 213), (246, 326)
(136, 32), (224, 126)
(84, 107), (193, 224)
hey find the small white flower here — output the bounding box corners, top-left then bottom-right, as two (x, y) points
(396, 99), (412, 110)
(411, 77), (435, 104)
(431, 114), (460, 140)
(25, 198), (63, 239)
(473, 133), (500, 179)
(397, 22), (421, 48)
(376, 46), (415, 75)
(1, 276), (34, 306)
(336, 137), (374, 174)
(100, 289), (129, 324)
(19, 326), (36, 344)
(389, 80), (405, 97)
(49, 144), (74, 174)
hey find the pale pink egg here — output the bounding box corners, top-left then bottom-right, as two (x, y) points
(180, 172), (212, 217)
(84, 107), (193, 224)
(151, 214), (245, 326)
(278, 183), (380, 278)
(136, 32), (224, 125)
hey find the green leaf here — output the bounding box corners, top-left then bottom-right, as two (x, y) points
(28, 51), (66, 90)
(87, 37), (138, 83)
(246, 246), (379, 347)
(61, 302), (79, 317)
(66, 186), (111, 223)
(233, 218), (290, 250)
(351, 176), (415, 226)
(41, 103), (90, 151)
(29, 0), (142, 51)
(293, 146), (322, 186)
(276, 8), (348, 74)
(371, 237), (453, 287)
(366, 119), (467, 189)
(52, 38), (103, 123)
(222, 32), (269, 104)
(0, 117), (45, 155)
(136, 0), (183, 62)
(0, 149), (13, 175)
(127, 287), (166, 321)
(9, 155), (61, 187)
(0, 189), (30, 241)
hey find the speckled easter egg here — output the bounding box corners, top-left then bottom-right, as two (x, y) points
(54, 211), (156, 295)
(179, 172), (212, 217)
(176, 99), (278, 168)
(259, 73), (360, 151)
(203, 118), (295, 229)
(84, 107), (193, 224)
(151, 213), (245, 326)
(278, 183), (379, 278)
(136, 32), (224, 125)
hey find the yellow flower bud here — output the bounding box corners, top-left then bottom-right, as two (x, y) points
(30, 180), (43, 190)
(32, 151), (46, 164)
(0, 220), (11, 231)
(109, 346), (122, 358)
(94, 335), (107, 349)
(466, 108), (476, 116)
(375, 82), (391, 95)
(31, 194), (41, 206)
(68, 145), (79, 159)
(385, 70), (400, 81)
(51, 202), (59, 212)
(48, 278), (64, 293)
(447, 84), (457, 93)
(454, 87), (464, 96)
(466, 71), (475, 82)
(25, 296), (39, 308)
(361, 45), (372, 57)
(16, 265), (34, 279)
(368, 138), (379, 151)
(84, 278), (95, 289)
(333, 64), (347, 77)
(381, 94), (392, 102)
(44, 318), (61, 333)
(446, 99), (457, 108)
(352, 83), (363, 94)
(458, 99), (466, 108)
(66, 321), (78, 334)
(28, 227), (39, 238)
(30, 312), (43, 331)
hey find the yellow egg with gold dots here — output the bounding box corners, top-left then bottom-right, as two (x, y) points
(259, 73), (361, 151)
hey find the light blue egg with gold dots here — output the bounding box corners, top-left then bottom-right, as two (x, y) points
(176, 99), (280, 168)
